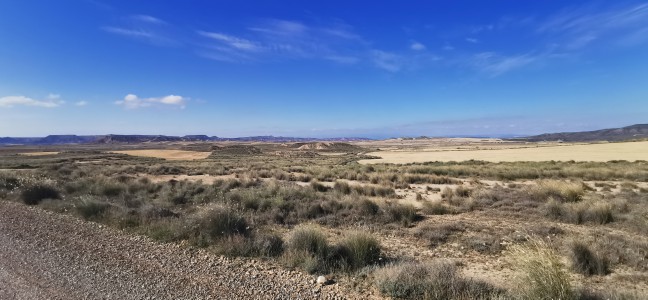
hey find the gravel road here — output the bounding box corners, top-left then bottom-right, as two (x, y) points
(0, 201), (365, 299)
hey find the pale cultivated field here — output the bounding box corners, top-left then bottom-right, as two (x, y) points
(359, 141), (648, 164)
(19, 152), (60, 156)
(111, 150), (212, 160)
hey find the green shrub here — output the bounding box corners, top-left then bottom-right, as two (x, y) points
(287, 226), (329, 258)
(76, 198), (110, 220)
(21, 185), (61, 205)
(569, 242), (609, 276)
(0, 176), (20, 190)
(253, 233), (285, 257)
(357, 199), (380, 216)
(385, 203), (418, 226)
(339, 232), (381, 270)
(192, 207), (249, 246)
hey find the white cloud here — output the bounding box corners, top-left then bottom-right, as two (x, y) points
(75, 101), (88, 106)
(325, 55), (360, 64)
(538, 3), (648, 49)
(472, 52), (539, 76)
(410, 41), (426, 51)
(131, 15), (165, 24)
(465, 38), (479, 43)
(102, 26), (154, 39)
(371, 50), (403, 72)
(249, 19), (308, 36)
(197, 31), (262, 52)
(115, 94), (187, 109)
(0, 95), (64, 108)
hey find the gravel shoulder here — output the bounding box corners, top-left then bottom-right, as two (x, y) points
(0, 201), (365, 300)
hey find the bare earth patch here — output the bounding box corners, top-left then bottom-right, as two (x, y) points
(111, 150), (212, 160)
(360, 141), (648, 164)
(19, 152), (59, 156)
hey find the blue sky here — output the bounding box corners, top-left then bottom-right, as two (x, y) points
(1, 1), (647, 138)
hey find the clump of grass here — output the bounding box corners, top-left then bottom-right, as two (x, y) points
(310, 181), (330, 192)
(339, 232), (381, 270)
(283, 226), (329, 272)
(21, 185), (61, 205)
(441, 187), (454, 199)
(384, 203), (418, 226)
(544, 200), (614, 225)
(76, 197), (110, 220)
(374, 261), (503, 300)
(530, 180), (585, 202)
(357, 199), (380, 216)
(191, 207), (249, 246)
(421, 201), (452, 215)
(569, 241), (609, 276)
(509, 238), (576, 300)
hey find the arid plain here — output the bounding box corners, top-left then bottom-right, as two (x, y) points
(1, 138), (647, 299)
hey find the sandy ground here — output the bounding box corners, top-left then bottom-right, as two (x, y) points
(111, 150), (212, 161)
(359, 141), (648, 164)
(19, 152), (60, 156)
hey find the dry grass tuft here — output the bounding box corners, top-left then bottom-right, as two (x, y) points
(509, 238), (576, 300)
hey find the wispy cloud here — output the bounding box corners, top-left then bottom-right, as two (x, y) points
(102, 14), (178, 46)
(198, 18), (371, 65)
(197, 31), (263, 52)
(410, 41), (426, 51)
(538, 3), (648, 49)
(115, 94), (187, 109)
(471, 52), (539, 77)
(0, 94), (64, 108)
(75, 101), (88, 106)
(465, 38), (479, 43)
(130, 14), (165, 24)
(371, 50), (404, 72)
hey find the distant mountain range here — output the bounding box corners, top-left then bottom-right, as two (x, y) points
(0, 134), (371, 145)
(519, 124), (648, 142)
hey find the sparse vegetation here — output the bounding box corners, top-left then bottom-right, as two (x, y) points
(1, 141), (645, 298)
(374, 261), (503, 299)
(569, 241), (609, 276)
(510, 238), (576, 300)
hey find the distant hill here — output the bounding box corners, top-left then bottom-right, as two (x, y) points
(0, 134), (372, 145)
(521, 124), (648, 142)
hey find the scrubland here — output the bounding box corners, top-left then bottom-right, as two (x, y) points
(1, 141), (647, 299)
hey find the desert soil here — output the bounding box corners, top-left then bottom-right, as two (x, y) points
(111, 150), (212, 160)
(18, 152), (60, 156)
(359, 141), (648, 164)
(0, 201), (365, 300)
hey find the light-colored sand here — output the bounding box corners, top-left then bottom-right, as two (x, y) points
(111, 150), (212, 161)
(359, 141), (648, 164)
(19, 152), (59, 156)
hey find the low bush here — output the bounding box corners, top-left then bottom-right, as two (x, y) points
(421, 201), (452, 215)
(384, 203), (418, 226)
(338, 232), (381, 271)
(76, 197), (111, 220)
(21, 185), (61, 205)
(374, 261), (503, 300)
(287, 226), (329, 258)
(569, 242), (609, 276)
(192, 207), (249, 246)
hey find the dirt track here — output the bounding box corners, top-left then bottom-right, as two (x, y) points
(0, 201), (358, 299)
